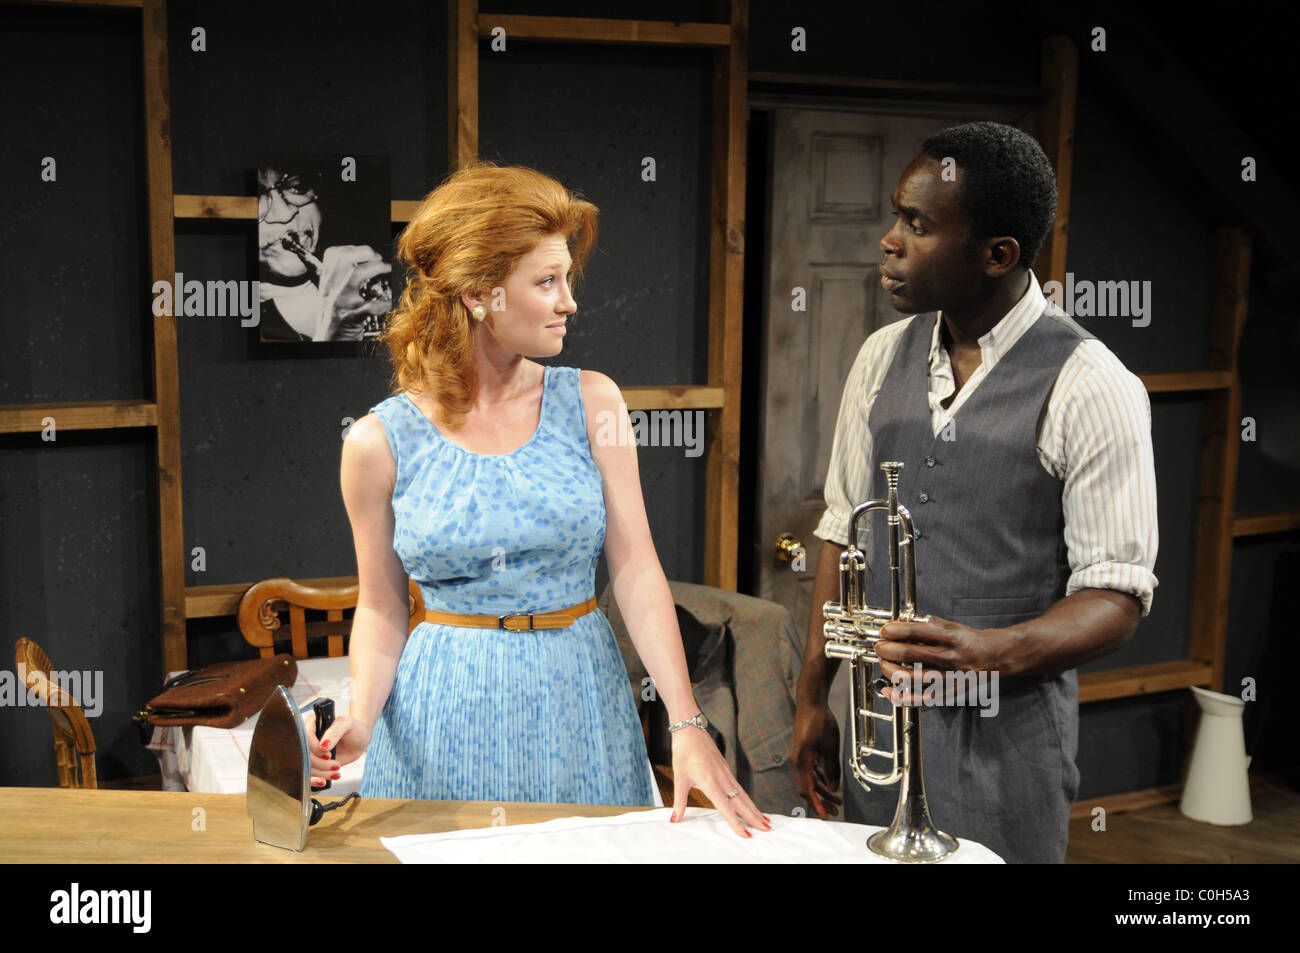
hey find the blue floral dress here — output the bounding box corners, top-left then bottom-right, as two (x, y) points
(359, 365), (655, 806)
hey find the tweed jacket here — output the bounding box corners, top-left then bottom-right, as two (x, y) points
(598, 580), (804, 814)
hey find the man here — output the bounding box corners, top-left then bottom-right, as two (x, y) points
(790, 122), (1158, 863)
(257, 163), (391, 342)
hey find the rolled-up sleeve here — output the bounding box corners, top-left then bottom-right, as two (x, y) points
(1053, 345), (1160, 615)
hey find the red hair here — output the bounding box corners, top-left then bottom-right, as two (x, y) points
(382, 162), (598, 429)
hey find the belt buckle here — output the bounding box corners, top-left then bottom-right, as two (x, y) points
(497, 613), (535, 631)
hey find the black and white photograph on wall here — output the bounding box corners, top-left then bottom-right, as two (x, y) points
(257, 153), (393, 343)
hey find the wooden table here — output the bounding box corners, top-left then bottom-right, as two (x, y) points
(0, 787), (654, 863)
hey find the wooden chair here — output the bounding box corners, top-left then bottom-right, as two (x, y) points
(14, 637), (97, 789)
(236, 578), (426, 660)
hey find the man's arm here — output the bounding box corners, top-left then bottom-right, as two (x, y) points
(874, 587), (1140, 691)
(796, 539), (846, 706)
(790, 538), (848, 817)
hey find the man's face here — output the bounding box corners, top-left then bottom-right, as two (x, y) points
(258, 167), (322, 278)
(878, 155), (985, 314)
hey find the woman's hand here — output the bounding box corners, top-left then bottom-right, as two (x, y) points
(305, 710), (372, 789)
(669, 725), (770, 837)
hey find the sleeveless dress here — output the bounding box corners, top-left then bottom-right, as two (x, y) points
(359, 365), (656, 806)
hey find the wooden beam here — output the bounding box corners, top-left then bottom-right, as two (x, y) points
(477, 14), (731, 47)
(1078, 659), (1214, 703)
(703, 1), (746, 592)
(448, 0), (478, 171)
(13, 0), (143, 8)
(748, 71), (1046, 107)
(1139, 371), (1232, 393)
(1068, 784), (1182, 821)
(1036, 36), (1077, 285)
(174, 195), (420, 223)
(1233, 508), (1300, 537)
(0, 400), (157, 433)
(392, 199), (421, 223)
(1187, 229), (1251, 694)
(142, 0), (187, 677)
(621, 386), (724, 411)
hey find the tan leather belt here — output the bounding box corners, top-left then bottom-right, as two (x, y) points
(423, 596), (598, 632)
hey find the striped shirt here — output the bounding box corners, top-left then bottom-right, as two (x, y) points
(814, 270), (1159, 615)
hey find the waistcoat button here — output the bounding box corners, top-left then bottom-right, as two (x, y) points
(925, 456), (936, 467)
(918, 491), (929, 503)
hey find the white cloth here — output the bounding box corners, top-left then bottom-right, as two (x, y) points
(381, 807), (1002, 864)
(814, 270), (1159, 614)
(147, 655), (661, 804)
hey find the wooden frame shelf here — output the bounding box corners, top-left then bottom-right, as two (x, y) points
(1233, 508), (1300, 538)
(0, 400), (157, 433)
(748, 70), (1047, 108)
(476, 14), (731, 47)
(622, 386), (723, 410)
(1078, 660), (1214, 704)
(1139, 371), (1232, 393)
(175, 195), (421, 223)
(16, 0), (143, 9)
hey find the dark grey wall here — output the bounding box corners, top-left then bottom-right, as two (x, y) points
(1, 7), (162, 786)
(2, 1), (1295, 797)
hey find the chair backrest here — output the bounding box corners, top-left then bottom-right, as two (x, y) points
(13, 637), (97, 789)
(236, 577), (426, 660)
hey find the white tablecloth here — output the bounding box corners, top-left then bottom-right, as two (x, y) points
(148, 656), (364, 795)
(382, 807), (1003, 863)
(147, 656), (662, 805)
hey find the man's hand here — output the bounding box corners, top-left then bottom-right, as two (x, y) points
(314, 244), (393, 341)
(790, 701), (842, 818)
(874, 589), (1142, 704)
(875, 616), (1007, 705)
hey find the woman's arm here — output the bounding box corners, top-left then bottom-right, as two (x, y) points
(581, 370), (768, 835)
(580, 371), (695, 721)
(311, 413), (411, 783)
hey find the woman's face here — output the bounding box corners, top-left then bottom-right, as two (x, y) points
(472, 233), (577, 358)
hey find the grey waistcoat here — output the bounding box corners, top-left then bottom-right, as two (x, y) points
(840, 306), (1091, 863)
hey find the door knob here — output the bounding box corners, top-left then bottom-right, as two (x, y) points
(775, 533), (805, 562)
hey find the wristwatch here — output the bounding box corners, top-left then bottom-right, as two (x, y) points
(668, 711), (710, 734)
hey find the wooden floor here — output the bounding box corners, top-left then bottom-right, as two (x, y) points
(1067, 774), (1300, 863)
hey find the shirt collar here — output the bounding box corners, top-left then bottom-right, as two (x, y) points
(926, 270), (1047, 365)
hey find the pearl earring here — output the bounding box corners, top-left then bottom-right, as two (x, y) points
(471, 305), (486, 322)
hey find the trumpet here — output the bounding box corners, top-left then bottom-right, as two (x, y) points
(822, 460), (958, 862)
(279, 230), (390, 338)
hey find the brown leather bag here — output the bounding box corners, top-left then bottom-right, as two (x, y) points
(139, 655), (298, 729)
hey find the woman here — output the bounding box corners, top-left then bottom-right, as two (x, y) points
(311, 162), (767, 836)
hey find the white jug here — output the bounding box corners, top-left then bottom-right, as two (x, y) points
(1179, 686), (1252, 826)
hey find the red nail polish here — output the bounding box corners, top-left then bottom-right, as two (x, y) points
(743, 830), (752, 838)
(669, 813), (677, 823)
